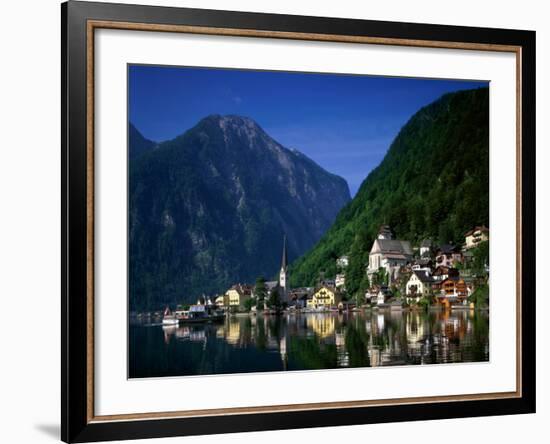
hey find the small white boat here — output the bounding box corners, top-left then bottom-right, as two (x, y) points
(162, 307), (179, 325)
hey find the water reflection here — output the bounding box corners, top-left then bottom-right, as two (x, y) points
(129, 309), (489, 378)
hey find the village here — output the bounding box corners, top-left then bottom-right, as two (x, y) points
(170, 224), (490, 319)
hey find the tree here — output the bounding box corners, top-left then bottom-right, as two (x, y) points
(371, 268), (388, 287)
(243, 297), (255, 312)
(268, 288), (281, 310)
(471, 241), (489, 277)
(254, 276), (267, 310)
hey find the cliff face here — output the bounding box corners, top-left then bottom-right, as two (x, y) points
(129, 115), (350, 309)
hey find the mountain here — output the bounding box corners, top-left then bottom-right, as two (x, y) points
(129, 122), (156, 159)
(290, 87), (489, 295)
(129, 115), (351, 310)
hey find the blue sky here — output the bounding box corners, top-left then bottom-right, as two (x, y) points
(129, 65), (487, 196)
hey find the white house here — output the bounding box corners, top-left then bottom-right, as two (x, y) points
(464, 226), (489, 249)
(405, 270), (434, 302)
(335, 273), (346, 288)
(419, 239), (433, 257)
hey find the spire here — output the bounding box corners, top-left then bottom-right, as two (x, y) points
(281, 234), (288, 270)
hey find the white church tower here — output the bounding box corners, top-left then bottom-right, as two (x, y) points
(279, 234), (289, 298)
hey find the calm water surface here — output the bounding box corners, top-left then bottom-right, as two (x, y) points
(129, 309), (489, 378)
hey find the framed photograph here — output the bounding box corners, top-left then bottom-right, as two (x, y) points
(62, 1), (535, 442)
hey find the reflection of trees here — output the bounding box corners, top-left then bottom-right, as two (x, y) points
(288, 336), (337, 370)
(345, 324), (370, 368)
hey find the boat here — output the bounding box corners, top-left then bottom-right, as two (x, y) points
(178, 304), (225, 324)
(162, 307), (179, 325)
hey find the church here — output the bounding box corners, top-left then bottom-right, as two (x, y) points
(367, 225), (413, 281)
(262, 234), (290, 303)
(278, 234), (290, 301)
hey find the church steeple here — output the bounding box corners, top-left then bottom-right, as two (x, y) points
(281, 234), (288, 271)
(279, 234), (289, 296)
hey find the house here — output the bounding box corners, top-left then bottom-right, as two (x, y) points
(336, 255), (349, 269)
(366, 285), (390, 305)
(432, 266), (459, 284)
(435, 244), (463, 268)
(436, 278), (469, 307)
(214, 295), (225, 308)
(367, 225), (413, 280)
(288, 287), (312, 308)
(464, 226), (489, 249)
(307, 285), (341, 309)
(335, 273), (346, 289)
(405, 270), (434, 302)
(411, 258), (433, 273)
(225, 284), (253, 309)
(376, 286), (391, 305)
(419, 239), (433, 257)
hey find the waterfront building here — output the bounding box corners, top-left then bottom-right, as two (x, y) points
(307, 285), (341, 309)
(405, 270), (434, 301)
(225, 283), (253, 309)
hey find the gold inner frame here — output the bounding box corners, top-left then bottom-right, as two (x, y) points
(86, 19), (523, 423)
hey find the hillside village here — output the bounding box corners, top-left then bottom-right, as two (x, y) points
(204, 225), (489, 314)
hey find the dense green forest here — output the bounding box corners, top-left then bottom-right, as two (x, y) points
(290, 87), (489, 295)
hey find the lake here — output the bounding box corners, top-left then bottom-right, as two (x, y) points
(129, 309), (489, 378)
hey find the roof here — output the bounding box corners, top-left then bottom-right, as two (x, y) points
(374, 239), (413, 256)
(420, 239), (433, 248)
(385, 253), (408, 260)
(437, 244), (461, 254)
(228, 284), (253, 295)
(412, 270), (434, 283)
(416, 258), (432, 266)
(464, 225), (489, 237)
(433, 266), (459, 276)
(280, 234), (288, 270)
(265, 281), (279, 290)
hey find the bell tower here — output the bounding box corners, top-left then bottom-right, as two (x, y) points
(279, 234), (289, 296)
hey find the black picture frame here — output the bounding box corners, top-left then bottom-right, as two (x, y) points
(62, 1), (536, 442)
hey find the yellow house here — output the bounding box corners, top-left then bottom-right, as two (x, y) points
(307, 286), (340, 309)
(225, 284), (253, 309)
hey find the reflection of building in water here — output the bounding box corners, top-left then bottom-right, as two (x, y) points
(225, 320), (241, 345)
(376, 314), (385, 332)
(369, 345), (381, 367)
(406, 313), (425, 343)
(307, 315), (335, 339)
(405, 313), (426, 356)
(335, 330), (349, 367)
(279, 336), (288, 370)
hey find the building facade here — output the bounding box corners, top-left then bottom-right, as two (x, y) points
(464, 226), (489, 249)
(367, 225), (413, 280)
